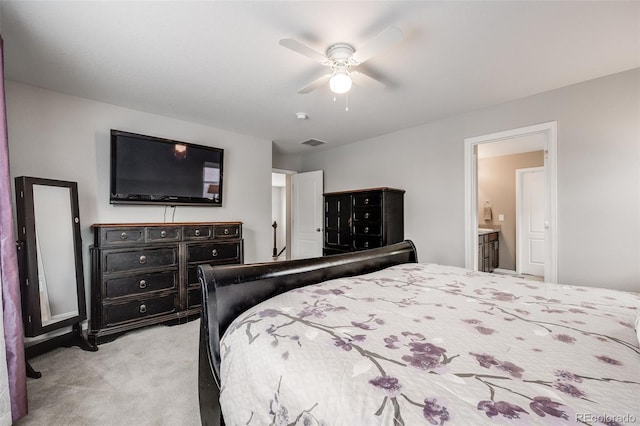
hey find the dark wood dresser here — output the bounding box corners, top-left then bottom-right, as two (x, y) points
(323, 188), (404, 255)
(89, 222), (243, 344)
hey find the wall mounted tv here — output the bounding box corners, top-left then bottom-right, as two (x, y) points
(110, 130), (224, 206)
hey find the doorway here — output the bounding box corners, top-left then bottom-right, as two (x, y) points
(464, 122), (558, 283)
(272, 169), (324, 261)
(271, 171), (289, 260)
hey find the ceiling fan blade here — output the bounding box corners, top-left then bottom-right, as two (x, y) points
(351, 26), (403, 65)
(351, 70), (386, 89)
(298, 74), (331, 94)
(279, 38), (329, 64)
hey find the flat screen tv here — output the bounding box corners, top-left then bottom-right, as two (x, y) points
(110, 130), (224, 206)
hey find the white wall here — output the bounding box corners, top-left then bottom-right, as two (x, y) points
(272, 144), (302, 171)
(298, 69), (640, 292)
(6, 81), (274, 314)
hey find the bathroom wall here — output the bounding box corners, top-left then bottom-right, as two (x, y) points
(478, 151), (544, 271)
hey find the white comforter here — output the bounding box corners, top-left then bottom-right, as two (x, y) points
(219, 263), (640, 425)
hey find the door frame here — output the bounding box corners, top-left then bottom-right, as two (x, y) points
(464, 121), (558, 283)
(272, 168), (297, 260)
(515, 166), (545, 275)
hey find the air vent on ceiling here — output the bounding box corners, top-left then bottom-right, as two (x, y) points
(300, 139), (327, 147)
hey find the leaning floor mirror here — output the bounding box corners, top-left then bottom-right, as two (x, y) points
(15, 177), (97, 376)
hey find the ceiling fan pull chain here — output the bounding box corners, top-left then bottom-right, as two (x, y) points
(345, 93), (349, 112)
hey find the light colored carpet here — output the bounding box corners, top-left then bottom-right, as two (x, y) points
(16, 319), (201, 426)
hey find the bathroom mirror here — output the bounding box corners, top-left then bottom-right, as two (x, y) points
(15, 177), (87, 337)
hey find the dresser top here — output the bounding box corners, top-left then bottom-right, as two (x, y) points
(92, 221), (242, 228)
(323, 187), (405, 196)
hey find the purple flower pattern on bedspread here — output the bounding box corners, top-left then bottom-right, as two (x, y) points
(219, 263), (640, 425)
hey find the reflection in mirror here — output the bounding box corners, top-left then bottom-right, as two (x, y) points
(32, 184), (80, 326)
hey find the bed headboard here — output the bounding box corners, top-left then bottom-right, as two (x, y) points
(198, 240), (418, 381)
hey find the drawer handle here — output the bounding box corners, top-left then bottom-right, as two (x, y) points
(139, 255), (147, 264)
(194, 229), (201, 237)
(364, 198), (369, 205)
(212, 249), (218, 257)
(364, 227), (369, 234)
(139, 280), (147, 289)
(139, 304), (147, 314)
(364, 242), (369, 248)
(224, 228), (230, 235)
(160, 230), (167, 238)
(120, 232), (127, 240)
(364, 213), (370, 219)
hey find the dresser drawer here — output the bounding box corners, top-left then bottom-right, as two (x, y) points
(187, 288), (202, 309)
(352, 236), (382, 250)
(488, 232), (499, 242)
(187, 242), (241, 264)
(103, 247), (178, 273)
(145, 226), (181, 242)
(325, 229), (350, 249)
(352, 222), (381, 236)
(213, 224), (241, 239)
(325, 211), (351, 229)
(183, 225), (213, 240)
(352, 208), (381, 222)
(103, 270), (178, 299)
(187, 266), (199, 287)
(101, 227), (144, 246)
(353, 193), (382, 208)
(103, 294), (177, 327)
(186, 256), (240, 287)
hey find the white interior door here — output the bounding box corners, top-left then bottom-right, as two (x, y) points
(517, 167), (545, 276)
(291, 170), (323, 259)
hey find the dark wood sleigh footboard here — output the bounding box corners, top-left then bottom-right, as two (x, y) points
(197, 240), (418, 426)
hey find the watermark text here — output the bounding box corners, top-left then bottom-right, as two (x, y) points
(576, 413), (637, 424)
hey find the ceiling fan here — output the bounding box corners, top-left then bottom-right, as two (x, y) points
(279, 26), (403, 95)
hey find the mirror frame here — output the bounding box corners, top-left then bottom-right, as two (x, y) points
(15, 176), (87, 337)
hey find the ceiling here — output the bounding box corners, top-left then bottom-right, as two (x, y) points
(2, 1), (638, 155)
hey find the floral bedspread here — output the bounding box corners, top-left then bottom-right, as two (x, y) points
(219, 263), (640, 425)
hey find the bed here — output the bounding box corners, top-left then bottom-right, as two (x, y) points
(197, 241), (640, 425)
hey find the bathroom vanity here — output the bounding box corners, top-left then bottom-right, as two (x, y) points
(478, 229), (499, 272)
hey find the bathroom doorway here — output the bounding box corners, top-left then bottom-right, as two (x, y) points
(477, 142), (544, 276)
(464, 122), (558, 283)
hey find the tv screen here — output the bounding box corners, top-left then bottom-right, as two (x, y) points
(110, 130), (224, 206)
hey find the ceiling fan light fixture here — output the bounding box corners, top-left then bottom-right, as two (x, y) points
(280, 27), (403, 95)
(329, 70), (352, 94)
